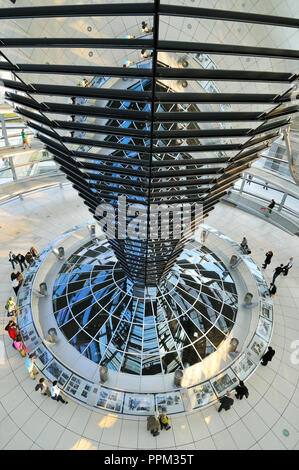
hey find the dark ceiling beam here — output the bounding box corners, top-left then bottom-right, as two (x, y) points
(158, 40), (299, 60)
(160, 5), (299, 28)
(2, 62), (295, 83)
(0, 37), (153, 49)
(0, 62), (153, 78)
(156, 67), (297, 83)
(0, 3), (155, 19)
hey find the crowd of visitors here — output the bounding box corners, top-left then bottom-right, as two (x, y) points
(240, 237), (294, 297)
(9, 247), (40, 295)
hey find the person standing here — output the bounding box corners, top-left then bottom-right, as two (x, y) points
(147, 415), (160, 437)
(158, 413), (171, 430)
(240, 237), (247, 250)
(268, 199), (275, 214)
(5, 296), (17, 317)
(30, 247), (40, 261)
(50, 381), (68, 404)
(218, 391), (234, 412)
(272, 264), (284, 284)
(7, 321), (19, 343)
(14, 334), (29, 357)
(269, 283), (277, 297)
(283, 257), (293, 277)
(21, 129), (31, 149)
(26, 353), (39, 379)
(8, 251), (17, 270)
(15, 253), (27, 272)
(12, 277), (20, 296)
(35, 378), (51, 397)
(262, 251), (273, 269)
(261, 346), (275, 366)
(235, 381), (249, 400)
(25, 251), (34, 266)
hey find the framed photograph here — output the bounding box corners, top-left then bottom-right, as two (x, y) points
(260, 302), (273, 321)
(188, 381), (215, 409)
(96, 387), (124, 413)
(211, 369), (238, 396)
(231, 353), (255, 381)
(256, 317), (272, 342)
(123, 393), (154, 415)
(155, 391), (184, 414)
(248, 334), (268, 360)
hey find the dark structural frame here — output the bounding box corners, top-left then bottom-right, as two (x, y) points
(0, 1), (298, 287)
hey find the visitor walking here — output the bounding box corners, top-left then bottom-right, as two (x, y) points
(15, 253), (27, 272)
(262, 251), (273, 269)
(218, 391), (234, 412)
(283, 257), (293, 277)
(26, 353), (39, 379)
(261, 346), (275, 366)
(50, 381), (68, 404)
(269, 283), (277, 297)
(235, 381), (249, 400)
(8, 251), (17, 270)
(268, 199), (275, 214)
(272, 264), (284, 284)
(21, 129), (31, 149)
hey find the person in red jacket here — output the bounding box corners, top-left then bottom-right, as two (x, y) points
(8, 322), (19, 342)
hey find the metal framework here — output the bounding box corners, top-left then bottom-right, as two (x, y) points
(0, 1), (298, 287)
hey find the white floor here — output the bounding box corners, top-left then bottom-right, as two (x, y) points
(0, 184), (299, 450)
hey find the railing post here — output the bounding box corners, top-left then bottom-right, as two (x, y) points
(278, 192), (288, 212)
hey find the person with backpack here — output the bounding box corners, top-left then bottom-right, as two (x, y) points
(262, 251), (273, 269)
(235, 381), (249, 400)
(35, 378), (51, 397)
(5, 297), (17, 317)
(158, 412), (171, 431)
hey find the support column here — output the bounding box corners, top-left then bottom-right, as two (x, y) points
(277, 192), (288, 212)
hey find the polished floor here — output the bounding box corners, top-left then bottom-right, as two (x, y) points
(0, 184), (299, 450)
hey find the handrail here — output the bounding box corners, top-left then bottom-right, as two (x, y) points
(284, 126), (299, 185)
